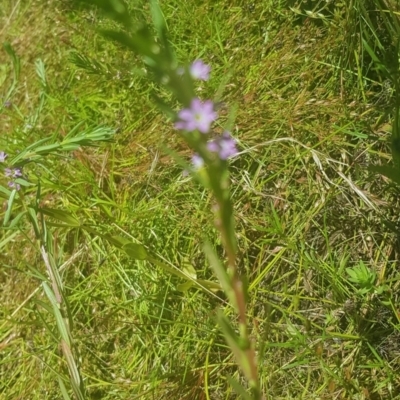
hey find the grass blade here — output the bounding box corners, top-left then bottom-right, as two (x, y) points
(3, 189), (17, 227)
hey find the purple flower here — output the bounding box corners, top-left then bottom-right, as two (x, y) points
(8, 181), (21, 191)
(0, 151), (7, 162)
(207, 132), (238, 160)
(5, 167), (22, 178)
(190, 60), (211, 81)
(13, 168), (22, 178)
(182, 153), (204, 176)
(192, 153), (204, 168)
(175, 98), (217, 134)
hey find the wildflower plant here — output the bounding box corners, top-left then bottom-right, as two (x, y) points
(76, 0), (262, 398)
(2, 1), (260, 398)
(346, 261), (378, 295)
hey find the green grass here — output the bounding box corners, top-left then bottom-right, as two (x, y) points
(1, 0), (400, 399)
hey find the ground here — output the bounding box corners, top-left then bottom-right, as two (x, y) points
(1, 0), (400, 399)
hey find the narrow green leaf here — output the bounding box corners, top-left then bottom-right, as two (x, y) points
(8, 210), (27, 229)
(362, 39), (389, 77)
(3, 41), (20, 81)
(182, 260), (197, 279)
(217, 311), (254, 386)
(346, 268), (358, 280)
(150, 0), (166, 33)
(61, 339), (81, 388)
(147, 255), (191, 280)
(14, 178), (34, 188)
(34, 143), (61, 154)
(227, 376), (253, 400)
(25, 265), (48, 281)
(39, 208), (81, 226)
(28, 137), (53, 150)
(10, 137), (52, 164)
(366, 341), (384, 364)
(35, 180), (41, 208)
(58, 377), (72, 400)
(196, 279), (222, 292)
(62, 121), (85, 141)
(149, 0), (171, 62)
(122, 243), (148, 259)
(42, 282), (71, 347)
(3, 189), (17, 226)
(46, 222), (81, 228)
(343, 128), (369, 139)
(35, 58), (47, 88)
(28, 207), (41, 238)
(176, 281), (194, 292)
(0, 231), (19, 250)
(204, 241), (236, 307)
(70, 379), (85, 400)
(107, 234), (131, 247)
(45, 239), (64, 293)
(59, 144), (81, 152)
(217, 311), (249, 352)
(0, 184), (11, 197)
(34, 299), (54, 314)
(34, 307), (60, 342)
(81, 226), (122, 247)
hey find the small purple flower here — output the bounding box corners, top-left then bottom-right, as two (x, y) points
(175, 98), (217, 134)
(3, 100), (11, 108)
(182, 153), (204, 176)
(8, 181), (21, 191)
(0, 151), (7, 162)
(190, 60), (211, 81)
(192, 153), (204, 168)
(207, 132), (238, 160)
(5, 167), (22, 178)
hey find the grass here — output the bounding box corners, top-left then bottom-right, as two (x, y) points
(1, 0), (400, 399)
